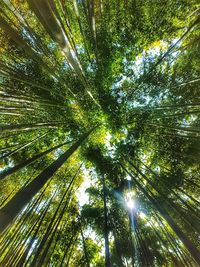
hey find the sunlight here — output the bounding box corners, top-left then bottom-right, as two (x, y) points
(126, 175), (132, 181)
(126, 198), (135, 209)
(125, 191), (136, 210)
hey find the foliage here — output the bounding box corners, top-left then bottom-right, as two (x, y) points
(0, 0), (200, 266)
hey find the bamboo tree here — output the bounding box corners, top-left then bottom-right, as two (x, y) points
(120, 164), (200, 265)
(0, 140), (71, 180)
(128, 160), (200, 233)
(30, 166), (80, 266)
(0, 122), (64, 133)
(59, 230), (78, 267)
(0, 132), (47, 160)
(102, 174), (111, 267)
(0, 125), (98, 233)
(80, 226), (90, 267)
(0, 0), (199, 265)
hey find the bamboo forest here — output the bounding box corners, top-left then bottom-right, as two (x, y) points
(0, 0), (200, 266)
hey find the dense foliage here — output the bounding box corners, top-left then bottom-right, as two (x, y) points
(0, 0), (200, 266)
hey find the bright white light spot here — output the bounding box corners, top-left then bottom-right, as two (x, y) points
(126, 175), (131, 181)
(127, 198), (135, 209)
(125, 192), (136, 209)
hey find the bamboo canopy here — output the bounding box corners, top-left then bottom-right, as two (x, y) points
(0, 0), (200, 266)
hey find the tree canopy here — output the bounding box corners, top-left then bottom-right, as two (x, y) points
(0, 0), (200, 266)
